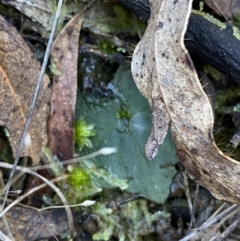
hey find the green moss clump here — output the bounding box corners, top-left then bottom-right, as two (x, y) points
(55, 160), (128, 204)
(92, 200), (169, 241)
(98, 41), (116, 54)
(233, 14), (240, 29)
(67, 167), (90, 186)
(214, 87), (240, 160)
(83, 4), (146, 36)
(57, 166), (101, 204)
(49, 59), (61, 76)
(74, 118), (96, 151)
(116, 107), (131, 120)
(215, 87), (240, 115)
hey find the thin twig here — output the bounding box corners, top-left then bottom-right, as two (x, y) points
(0, 162), (74, 235)
(183, 171), (195, 230)
(0, 174), (68, 217)
(188, 184), (199, 233)
(209, 203), (227, 219)
(35, 147), (116, 172)
(213, 212), (240, 241)
(6, 148), (110, 189)
(1, 0), (64, 211)
(1, 214), (14, 241)
(0, 230), (12, 241)
(201, 205), (240, 240)
(179, 204), (239, 241)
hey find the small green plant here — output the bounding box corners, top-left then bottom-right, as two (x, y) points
(92, 200), (170, 241)
(67, 167), (90, 186)
(55, 159), (128, 204)
(49, 59), (61, 76)
(116, 107), (131, 120)
(233, 14), (240, 29)
(74, 118), (96, 150)
(98, 41), (116, 54)
(215, 87), (240, 115)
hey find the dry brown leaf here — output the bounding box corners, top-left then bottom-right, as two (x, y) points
(47, 5), (91, 161)
(0, 15), (50, 164)
(131, 0), (240, 204)
(0, 0), (54, 37)
(204, 0), (240, 20)
(0, 206), (75, 240)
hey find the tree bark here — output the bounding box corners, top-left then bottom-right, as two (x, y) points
(119, 0), (240, 85)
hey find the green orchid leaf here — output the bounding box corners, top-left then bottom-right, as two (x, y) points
(76, 65), (179, 203)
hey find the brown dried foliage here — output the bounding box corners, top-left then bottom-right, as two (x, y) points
(131, 0), (240, 204)
(0, 15), (50, 164)
(204, 0), (240, 20)
(47, 10), (86, 161)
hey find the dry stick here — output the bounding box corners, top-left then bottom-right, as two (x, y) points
(179, 204), (239, 241)
(184, 172), (193, 215)
(1, 0), (64, 211)
(0, 176), (67, 241)
(210, 206), (240, 241)
(209, 203), (227, 219)
(200, 205), (240, 240)
(213, 214), (240, 241)
(0, 230), (12, 241)
(0, 174), (96, 217)
(0, 174), (95, 240)
(201, 206), (240, 240)
(187, 184), (199, 233)
(1, 215), (14, 241)
(0, 179), (95, 213)
(0, 162), (75, 236)
(0, 174), (68, 217)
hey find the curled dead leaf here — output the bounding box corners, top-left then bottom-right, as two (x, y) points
(131, 0), (240, 204)
(204, 0), (240, 20)
(47, 1), (97, 161)
(0, 206), (75, 240)
(47, 9), (86, 161)
(0, 15), (50, 164)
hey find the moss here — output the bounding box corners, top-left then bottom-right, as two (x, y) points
(192, 9), (240, 41)
(74, 118), (96, 151)
(215, 87), (240, 115)
(214, 87), (240, 160)
(233, 14), (240, 29)
(116, 107), (131, 120)
(67, 167), (90, 186)
(214, 126), (240, 160)
(98, 41), (116, 54)
(49, 59), (61, 76)
(92, 200), (169, 241)
(55, 159), (128, 204)
(83, 4), (146, 36)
